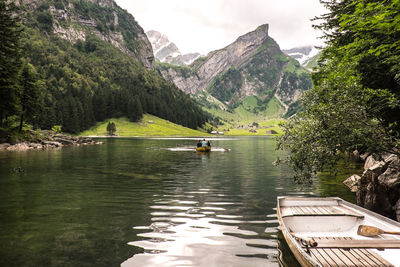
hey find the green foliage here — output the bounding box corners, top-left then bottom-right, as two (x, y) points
(51, 125), (62, 133)
(36, 11), (53, 32)
(106, 121), (116, 136)
(0, 0), (23, 127)
(0, 0), (208, 137)
(18, 62), (43, 132)
(315, 0), (400, 129)
(208, 67), (243, 103)
(278, 0), (400, 182)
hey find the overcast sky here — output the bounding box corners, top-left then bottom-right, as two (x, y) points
(115, 0), (327, 55)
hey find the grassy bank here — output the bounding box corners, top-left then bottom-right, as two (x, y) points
(79, 114), (209, 137)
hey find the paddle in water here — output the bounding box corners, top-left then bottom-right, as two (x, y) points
(357, 225), (400, 237)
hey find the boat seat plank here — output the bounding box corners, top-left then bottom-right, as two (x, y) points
(322, 248), (348, 267)
(355, 248), (393, 267)
(352, 249), (384, 267)
(330, 248), (360, 266)
(314, 239), (400, 249)
(311, 248), (339, 267)
(309, 248), (394, 267)
(310, 249), (333, 267)
(336, 248), (369, 267)
(304, 238), (395, 267)
(280, 206), (364, 218)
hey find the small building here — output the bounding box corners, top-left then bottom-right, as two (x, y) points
(211, 131), (218, 134)
(218, 131), (224, 135)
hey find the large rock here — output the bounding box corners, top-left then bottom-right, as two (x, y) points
(0, 143), (10, 151)
(6, 143), (31, 151)
(364, 155), (380, 170)
(343, 174), (361, 192)
(395, 199), (400, 222)
(356, 154), (400, 221)
(0, 131), (102, 152)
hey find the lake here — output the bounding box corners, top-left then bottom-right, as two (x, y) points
(0, 137), (361, 266)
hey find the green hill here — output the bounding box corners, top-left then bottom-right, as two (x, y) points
(80, 114), (209, 137)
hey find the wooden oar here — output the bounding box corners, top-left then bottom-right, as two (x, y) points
(357, 225), (400, 237)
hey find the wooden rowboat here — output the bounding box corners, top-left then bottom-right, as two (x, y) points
(277, 196), (400, 267)
(196, 146), (211, 152)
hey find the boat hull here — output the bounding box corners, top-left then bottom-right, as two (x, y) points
(196, 146), (211, 152)
(277, 196), (400, 267)
(277, 206), (315, 267)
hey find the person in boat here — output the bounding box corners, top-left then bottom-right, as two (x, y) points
(201, 139), (207, 147)
(197, 140), (202, 148)
(207, 140), (211, 147)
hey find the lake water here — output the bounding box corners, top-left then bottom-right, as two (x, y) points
(0, 137), (361, 266)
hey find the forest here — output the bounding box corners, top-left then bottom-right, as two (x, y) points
(278, 0), (400, 181)
(0, 0), (208, 139)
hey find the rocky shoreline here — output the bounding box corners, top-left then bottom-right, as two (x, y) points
(0, 131), (103, 152)
(344, 152), (400, 222)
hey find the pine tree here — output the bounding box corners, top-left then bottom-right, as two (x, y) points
(18, 63), (43, 132)
(0, 1), (23, 126)
(106, 121), (116, 135)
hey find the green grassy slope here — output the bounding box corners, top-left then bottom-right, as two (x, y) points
(80, 114), (209, 137)
(79, 113), (283, 137)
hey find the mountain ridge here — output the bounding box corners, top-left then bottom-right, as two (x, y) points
(154, 24), (312, 121)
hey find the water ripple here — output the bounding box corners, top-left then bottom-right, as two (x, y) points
(123, 192), (280, 267)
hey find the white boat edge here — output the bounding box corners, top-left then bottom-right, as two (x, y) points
(277, 196), (400, 267)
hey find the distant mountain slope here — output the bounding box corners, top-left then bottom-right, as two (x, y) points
(283, 45), (321, 69)
(146, 30), (201, 66)
(11, 0), (208, 133)
(13, 0), (155, 68)
(157, 24), (312, 120)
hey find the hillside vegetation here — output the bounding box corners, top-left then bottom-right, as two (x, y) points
(0, 0), (208, 142)
(278, 0), (400, 181)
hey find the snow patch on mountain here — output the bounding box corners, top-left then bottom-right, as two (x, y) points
(283, 45), (320, 66)
(146, 30), (202, 66)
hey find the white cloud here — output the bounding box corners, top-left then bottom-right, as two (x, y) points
(115, 0), (327, 55)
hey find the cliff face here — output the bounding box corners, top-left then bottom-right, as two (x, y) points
(157, 24), (312, 114)
(15, 0), (154, 68)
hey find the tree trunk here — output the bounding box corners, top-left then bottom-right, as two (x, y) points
(19, 107), (25, 133)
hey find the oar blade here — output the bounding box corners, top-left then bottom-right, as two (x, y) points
(357, 225), (384, 237)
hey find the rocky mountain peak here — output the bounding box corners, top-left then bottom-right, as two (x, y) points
(158, 23), (312, 118)
(146, 30), (200, 66)
(160, 24), (272, 95)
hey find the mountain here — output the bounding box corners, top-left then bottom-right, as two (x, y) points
(14, 0), (155, 68)
(146, 30), (201, 66)
(8, 0), (208, 133)
(157, 24), (312, 121)
(283, 45), (320, 69)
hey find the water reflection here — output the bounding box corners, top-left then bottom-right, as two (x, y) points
(0, 137), (361, 267)
(122, 191), (279, 267)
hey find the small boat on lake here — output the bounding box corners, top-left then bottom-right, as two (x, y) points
(277, 196), (400, 267)
(196, 146), (211, 152)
